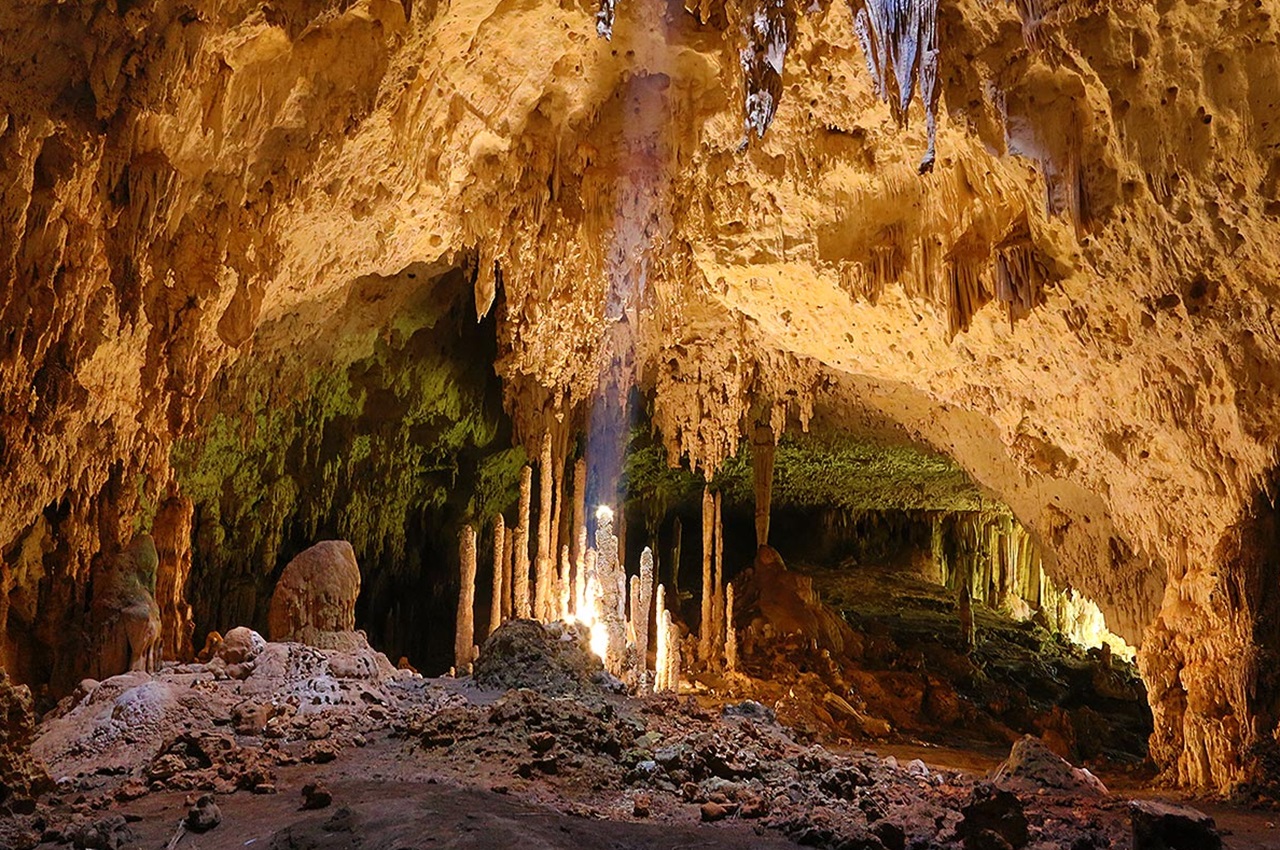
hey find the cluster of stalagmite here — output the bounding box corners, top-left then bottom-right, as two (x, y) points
(454, 445), (681, 692)
(930, 513), (1134, 660)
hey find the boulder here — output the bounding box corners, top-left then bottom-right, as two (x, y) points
(268, 541), (361, 644)
(1129, 800), (1221, 850)
(994, 735), (1108, 797)
(958, 782), (1028, 850)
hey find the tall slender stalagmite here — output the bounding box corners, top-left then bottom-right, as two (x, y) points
(713, 491), (724, 670)
(558, 544), (572, 620)
(752, 421), (775, 547)
(575, 527), (588, 617)
(634, 546), (655, 682)
(669, 515), (682, 597)
(725, 582), (737, 673)
(700, 487), (714, 664)
(514, 466), (533, 618)
(655, 583), (670, 692)
(456, 525), (478, 673)
(571, 457), (587, 580)
(665, 612), (682, 691)
(628, 575), (641, 645)
(490, 514), (506, 636)
(502, 524), (515, 620)
(596, 507), (627, 675)
(550, 448), (566, 616)
(535, 434), (553, 620)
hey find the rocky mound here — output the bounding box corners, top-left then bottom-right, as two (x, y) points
(473, 619), (610, 695)
(0, 670), (50, 813)
(994, 735), (1109, 797)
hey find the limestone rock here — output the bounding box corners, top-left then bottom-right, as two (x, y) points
(473, 619), (606, 695)
(185, 793), (222, 832)
(268, 541), (362, 645)
(957, 783), (1028, 850)
(0, 670), (50, 814)
(1128, 800), (1221, 850)
(88, 535), (162, 680)
(994, 735), (1108, 797)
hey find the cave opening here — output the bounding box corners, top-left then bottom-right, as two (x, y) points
(613, 421), (1152, 773)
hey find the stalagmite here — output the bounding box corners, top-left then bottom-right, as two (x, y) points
(669, 515), (682, 597)
(700, 487), (714, 664)
(654, 582), (679, 693)
(725, 582), (737, 673)
(535, 434), (553, 621)
(654, 603), (669, 690)
(628, 574), (641, 645)
(558, 544), (572, 620)
(575, 527), (588, 618)
(490, 514), (506, 636)
(752, 422), (775, 548)
(514, 466), (533, 619)
(666, 613), (682, 692)
(456, 525), (477, 674)
(548, 442), (566, 617)
(502, 524), (515, 621)
(596, 507), (627, 676)
(571, 458), (587, 591)
(632, 547), (655, 684)
(713, 491), (724, 671)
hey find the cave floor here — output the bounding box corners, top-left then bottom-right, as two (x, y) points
(19, 653), (1280, 850)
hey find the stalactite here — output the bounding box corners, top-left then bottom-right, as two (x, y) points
(752, 421), (775, 547)
(740, 0), (793, 140)
(456, 524), (477, 674)
(852, 0), (942, 173)
(490, 514), (506, 636)
(514, 465), (533, 619)
(700, 487), (714, 664)
(535, 433), (554, 621)
(596, 0), (618, 40)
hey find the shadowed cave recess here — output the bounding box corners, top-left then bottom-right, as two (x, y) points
(4, 0), (1280, 846)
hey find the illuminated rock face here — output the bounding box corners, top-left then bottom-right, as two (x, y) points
(2, 0), (1280, 792)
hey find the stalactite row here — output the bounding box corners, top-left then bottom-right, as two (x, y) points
(852, 0), (942, 173)
(455, 448), (682, 691)
(594, 0), (950, 164)
(740, 0), (794, 140)
(930, 512), (1135, 659)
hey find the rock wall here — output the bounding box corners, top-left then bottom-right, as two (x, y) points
(2, 0), (1280, 791)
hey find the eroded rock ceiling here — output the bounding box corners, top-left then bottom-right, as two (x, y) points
(3, 0), (1280, 793)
